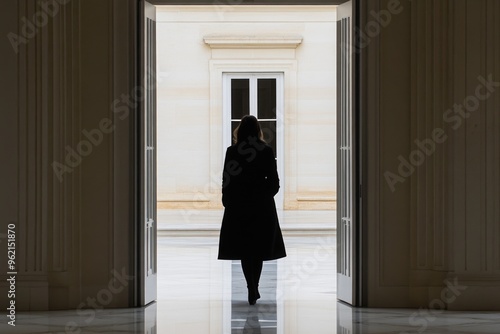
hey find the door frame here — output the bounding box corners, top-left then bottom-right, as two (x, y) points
(137, 0), (158, 307)
(133, 0), (364, 307)
(337, 0), (362, 307)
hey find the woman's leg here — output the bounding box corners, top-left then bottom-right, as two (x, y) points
(241, 258), (262, 305)
(241, 258), (254, 289)
(252, 259), (263, 298)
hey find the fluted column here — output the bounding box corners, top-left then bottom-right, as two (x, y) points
(447, 0), (500, 310)
(408, 0), (453, 305)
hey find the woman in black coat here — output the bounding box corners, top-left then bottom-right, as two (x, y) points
(218, 115), (286, 305)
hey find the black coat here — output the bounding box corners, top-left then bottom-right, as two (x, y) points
(218, 140), (286, 261)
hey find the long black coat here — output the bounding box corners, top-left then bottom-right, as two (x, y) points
(218, 140), (286, 261)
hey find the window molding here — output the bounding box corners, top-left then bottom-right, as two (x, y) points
(204, 35), (303, 49)
(208, 60), (298, 210)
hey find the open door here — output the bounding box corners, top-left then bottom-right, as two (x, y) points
(337, 0), (360, 306)
(139, 0), (157, 306)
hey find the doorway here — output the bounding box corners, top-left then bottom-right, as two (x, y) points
(138, 0), (360, 312)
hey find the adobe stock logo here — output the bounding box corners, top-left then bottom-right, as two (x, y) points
(401, 277), (467, 334)
(65, 268), (134, 333)
(51, 119), (116, 182)
(7, 0), (71, 54)
(351, 0), (405, 53)
(51, 68), (169, 183)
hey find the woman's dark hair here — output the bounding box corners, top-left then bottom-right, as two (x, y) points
(233, 115), (265, 144)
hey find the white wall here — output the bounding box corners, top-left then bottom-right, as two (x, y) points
(156, 5), (337, 210)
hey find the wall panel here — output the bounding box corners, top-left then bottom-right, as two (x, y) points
(409, 0), (452, 278)
(365, 0), (500, 309)
(0, 0), (137, 311)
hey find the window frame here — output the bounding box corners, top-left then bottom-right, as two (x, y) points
(222, 72), (285, 209)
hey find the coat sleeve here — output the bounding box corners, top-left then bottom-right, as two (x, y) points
(265, 147), (280, 197)
(222, 147), (230, 207)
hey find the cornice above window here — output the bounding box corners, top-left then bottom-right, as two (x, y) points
(203, 35), (303, 49)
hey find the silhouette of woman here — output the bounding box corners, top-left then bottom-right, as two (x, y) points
(218, 115), (286, 305)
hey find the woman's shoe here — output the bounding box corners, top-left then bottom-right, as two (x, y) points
(248, 287), (259, 305)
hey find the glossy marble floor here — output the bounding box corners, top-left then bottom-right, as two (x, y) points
(2, 232), (500, 333)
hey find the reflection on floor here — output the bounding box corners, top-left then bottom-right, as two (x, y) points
(231, 261), (277, 333)
(3, 234), (500, 333)
(157, 235), (337, 333)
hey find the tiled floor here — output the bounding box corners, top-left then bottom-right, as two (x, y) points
(2, 227), (500, 333)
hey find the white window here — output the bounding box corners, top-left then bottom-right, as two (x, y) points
(223, 73), (284, 209)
